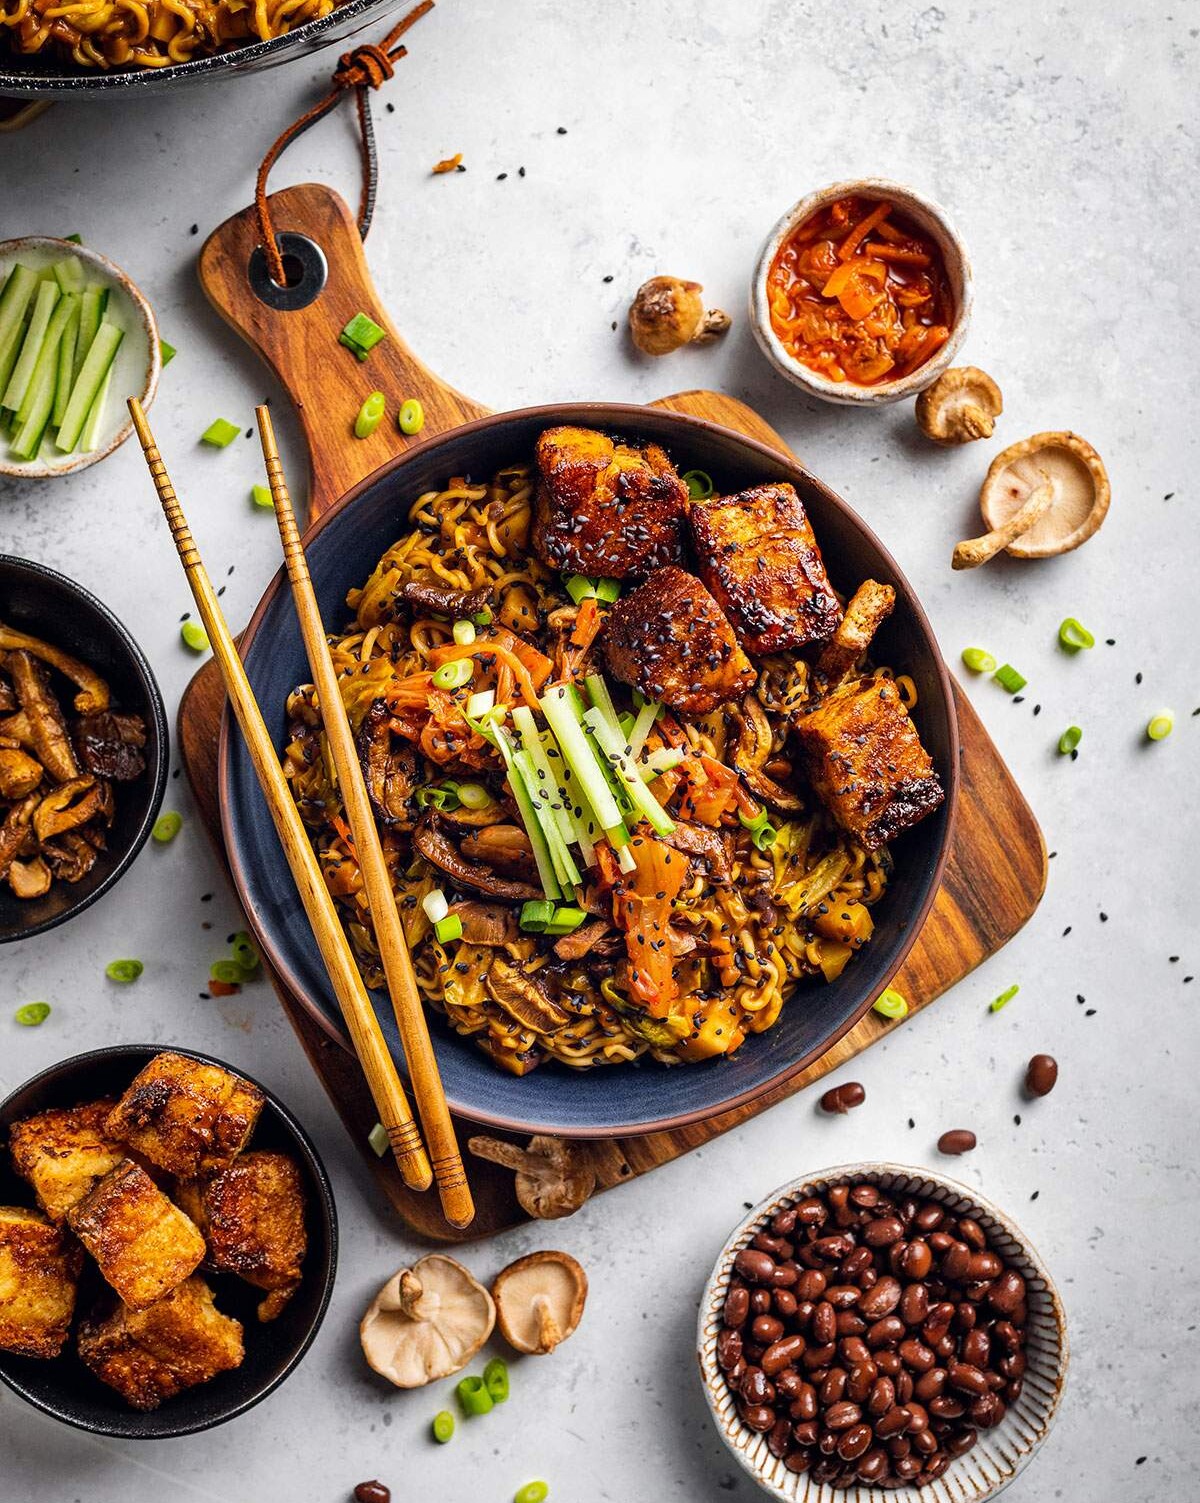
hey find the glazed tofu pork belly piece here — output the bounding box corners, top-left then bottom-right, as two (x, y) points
(78, 1275), (244, 1411)
(602, 566), (755, 716)
(68, 1160), (206, 1311)
(533, 426), (687, 579)
(0, 1206), (82, 1358)
(688, 482), (842, 655)
(793, 675), (944, 850)
(176, 1151), (307, 1323)
(9, 1098), (127, 1223)
(106, 1051), (264, 1178)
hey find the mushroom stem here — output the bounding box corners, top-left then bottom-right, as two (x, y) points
(533, 1294), (562, 1353)
(952, 478), (1054, 571)
(397, 1269), (435, 1321)
(693, 308), (732, 345)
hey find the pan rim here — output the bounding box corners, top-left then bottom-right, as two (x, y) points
(219, 401), (960, 1138)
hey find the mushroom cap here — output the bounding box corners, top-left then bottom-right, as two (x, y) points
(360, 1253), (495, 1387)
(915, 366), (1003, 444)
(979, 431), (1110, 557)
(492, 1250), (588, 1355)
(629, 276), (706, 355)
(468, 1134), (596, 1220)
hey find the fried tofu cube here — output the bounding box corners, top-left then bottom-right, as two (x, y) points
(106, 1051), (264, 1177)
(602, 565), (755, 715)
(181, 1152), (307, 1323)
(793, 675), (944, 850)
(77, 1275), (244, 1411)
(689, 482), (842, 655)
(0, 1206), (82, 1357)
(815, 578), (897, 685)
(68, 1161), (205, 1311)
(9, 1098), (127, 1222)
(533, 426), (687, 579)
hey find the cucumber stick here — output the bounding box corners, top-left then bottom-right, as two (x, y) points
(3, 279), (59, 413)
(51, 299), (81, 429)
(79, 364), (114, 452)
(52, 256), (85, 296)
(75, 286), (106, 381)
(0, 265), (40, 396)
(56, 320), (122, 453)
(9, 297), (76, 462)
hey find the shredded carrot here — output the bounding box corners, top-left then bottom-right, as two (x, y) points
(432, 153), (463, 174)
(837, 199), (892, 261)
(329, 813), (358, 862)
(612, 834), (687, 1017)
(559, 597), (603, 680)
(865, 242), (932, 267)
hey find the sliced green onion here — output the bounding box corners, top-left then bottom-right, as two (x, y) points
(200, 417), (240, 448)
(433, 914), (464, 944)
(483, 1357), (510, 1402)
(465, 689), (495, 719)
(422, 888), (450, 923)
(873, 987), (908, 1020)
(367, 1121), (389, 1157)
(415, 785), (461, 811)
(181, 620), (210, 653)
(105, 959), (144, 984)
(210, 959), (243, 984)
(339, 311), (386, 360)
(159, 338), (177, 366)
(432, 1410), (455, 1443)
(565, 574), (597, 605)
(961, 647), (997, 675)
(738, 807), (777, 851)
(514, 1483), (549, 1503)
(231, 931), (260, 973)
(251, 484), (274, 509)
(455, 1374), (493, 1416)
(1058, 617), (1095, 653)
(452, 619), (477, 646)
(594, 577), (622, 603)
(989, 983), (1020, 1013)
(1057, 726), (1082, 755)
(432, 659), (474, 690)
(520, 899), (557, 933)
(455, 781), (493, 810)
(354, 390), (386, 439)
(152, 811), (182, 843)
(398, 397), (425, 434)
(1147, 711), (1174, 742)
(993, 663), (1026, 694)
(472, 604), (493, 625)
(14, 1002), (50, 1027)
(682, 468), (714, 500)
(544, 905), (587, 936)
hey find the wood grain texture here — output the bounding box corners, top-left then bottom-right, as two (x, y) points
(181, 186), (1046, 1242)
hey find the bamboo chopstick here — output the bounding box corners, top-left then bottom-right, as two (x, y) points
(254, 405), (475, 1230)
(127, 398), (432, 1196)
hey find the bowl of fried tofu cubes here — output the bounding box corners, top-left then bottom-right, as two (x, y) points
(0, 1045), (336, 1436)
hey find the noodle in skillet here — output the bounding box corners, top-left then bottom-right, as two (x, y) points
(281, 459), (896, 1076)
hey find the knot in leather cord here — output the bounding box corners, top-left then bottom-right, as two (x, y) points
(333, 42), (395, 91)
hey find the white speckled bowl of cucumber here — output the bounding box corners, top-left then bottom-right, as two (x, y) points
(0, 236), (160, 479)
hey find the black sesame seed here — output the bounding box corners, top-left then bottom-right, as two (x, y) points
(1063, 926), (1072, 936)
(1099, 911), (1108, 922)
(1030, 1190), (1039, 1200)
(1086, 1008), (1096, 1016)
(907, 1117), (915, 1129)
(1014, 1114), (1021, 1125)
(1170, 956), (1180, 963)
(557, 126), (567, 134)
(199, 991), (210, 999)
(1105, 637), (1116, 645)
(1033, 703), (1041, 716)
(1136, 1456), (1147, 1466)
(201, 893), (212, 903)
(1135, 671), (1143, 684)
(385, 102), (394, 113)
(518, 166), (526, 177)
(189, 223), (199, 234)
(497, 172), (508, 180)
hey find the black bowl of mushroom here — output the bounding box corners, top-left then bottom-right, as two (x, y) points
(0, 556), (168, 942)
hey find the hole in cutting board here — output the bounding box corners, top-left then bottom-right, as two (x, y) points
(247, 233), (328, 311)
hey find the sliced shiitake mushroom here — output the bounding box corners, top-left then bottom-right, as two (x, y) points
(978, 431), (1110, 558)
(0, 624), (110, 713)
(492, 1250), (588, 1355)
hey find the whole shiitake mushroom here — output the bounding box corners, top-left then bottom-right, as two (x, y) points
(628, 276), (731, 356)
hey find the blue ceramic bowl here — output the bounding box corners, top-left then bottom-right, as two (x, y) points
(221, 404), (959, 1137)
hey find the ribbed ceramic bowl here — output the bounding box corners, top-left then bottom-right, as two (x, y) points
(750, 180), (973, 407)
(697, 1164), (1067, 1502)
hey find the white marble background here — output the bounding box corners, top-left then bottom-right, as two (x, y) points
(1, 1), (1197, 1499)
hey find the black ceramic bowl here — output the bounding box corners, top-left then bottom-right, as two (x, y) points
(0, 1045), (338, 1438)
(0, 556), (168, 943)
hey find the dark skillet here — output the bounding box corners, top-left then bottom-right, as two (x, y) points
(0, 0), (402, 94)
(220, 402), (959, 1139)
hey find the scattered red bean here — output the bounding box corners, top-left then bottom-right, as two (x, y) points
(938, 1129), (977, 1155)
(1025, 1054), (1058, 1097)
(820, 1081), (866, 1115)
(353, 1484), (390, 1503)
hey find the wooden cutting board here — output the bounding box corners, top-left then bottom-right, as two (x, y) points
(180, 184), (1046, 1242)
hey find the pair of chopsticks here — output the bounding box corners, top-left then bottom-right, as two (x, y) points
(128, 399), (474, 1230)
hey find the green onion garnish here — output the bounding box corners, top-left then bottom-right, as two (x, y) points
(544, 905), (588, 936)
(873, 987), (908, 1020)
(251, 484), (274, 509)
(472, 604), (493, 625)
(210, 959), (244, 984)
(455, 1375), (494, 1416)
(1058, 726), (1082, 755)
(455, 781), (493, 810)
(1147, 711), (1174, 742)
(152, 811), (182, 843)
(738, 808), (778, 851)
(483, 1357), (510, 1403)
(105, 959), (144, 984)
(14, 1002), (50, 1026)
(367, 1121), (389, 1157)
(231, 931), (260, 973)
(681, 469), (714, 500)
(432, 659), (474, 691)
(594, 577), (622, 603)
(432, 1410), (455, 1443)
(961, 647), (997, 674)
(200, 417), (240, 448)
(1058, 617), (1095, 653)
(565, 574), (597, 605)
(993, 663), (1026, 694)
(433, 914), (463, 945)
(353, 390), (386, 439)
(514, 1483), (549, 1503)
(339, 311), (386, 360)
(398, 397), (425, 434)
(989, 983), (1020, 1012)
(452, 619), (476, 646)
(520, 899), (556, 933)
(159, 339), (177, 366)
(415, 785), (461, 811)
(422, 888), (449, 924)
(180, 620), (209, 653)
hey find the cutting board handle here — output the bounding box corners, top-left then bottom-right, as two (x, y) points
(199, 183), (489, 520)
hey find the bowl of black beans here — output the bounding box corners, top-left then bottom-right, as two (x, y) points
(697, 1165), (1067, 1500)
